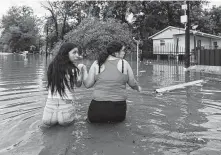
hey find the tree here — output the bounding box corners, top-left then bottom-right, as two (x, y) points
(41, 1), (59, 42)
(41, 0), (91, 49)
(0, 6), (39, 53)
(102, 1), (129, 23)
(209, 6), (221, 35)
(51, 18), (136, 59)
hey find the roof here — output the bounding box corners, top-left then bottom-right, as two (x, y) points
(148, 26), (221, 40)
(173, 31), (221, 39)
(148, 26), (185, 39)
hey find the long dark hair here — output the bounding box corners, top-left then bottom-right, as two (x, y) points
(97, 41), (123, 67)
(47, 42), (80, 97)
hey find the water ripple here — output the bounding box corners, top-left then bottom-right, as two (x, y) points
(1, 55), (221, 154)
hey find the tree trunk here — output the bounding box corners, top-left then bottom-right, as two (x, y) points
(61, 14), (67, 40)
(46, 7), (59, 42)
(46, 24), (49, 58)
(51, 12), (59, 42)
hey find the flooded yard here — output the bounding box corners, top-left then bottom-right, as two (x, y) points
(0, 53), (221, 155)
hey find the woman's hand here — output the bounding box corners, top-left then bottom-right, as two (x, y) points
(81, 65), (87, 72)
(75, 64), (86, 87)
(77, 64), (85, 70)
(78, 64), (87, 76)
(137, 86), (142, 92)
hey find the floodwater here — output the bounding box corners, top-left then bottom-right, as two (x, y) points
(0, 53), (221, 155)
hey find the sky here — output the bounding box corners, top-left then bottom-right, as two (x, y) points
(0, 0), (50, 19)
(0, 0), (221, 20)
(203, 0), (221, 9)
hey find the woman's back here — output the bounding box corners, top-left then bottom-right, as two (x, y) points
(93, 59), (128, 101)
(47, 86), (74, 99)
(81, 41), (141, 123)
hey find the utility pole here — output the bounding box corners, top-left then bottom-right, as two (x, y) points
(192, 25), (198, 63)
(133, 37), (140, 78)
(185, 1), (190, 68)
(45, 22), (49, 59)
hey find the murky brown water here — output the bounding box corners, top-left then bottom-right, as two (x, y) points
(0, 53), (221, 155)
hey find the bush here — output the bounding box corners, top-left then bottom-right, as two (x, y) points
(52, 18), (136, 57)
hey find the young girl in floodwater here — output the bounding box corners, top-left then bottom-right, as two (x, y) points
(42, 42), (83, 126)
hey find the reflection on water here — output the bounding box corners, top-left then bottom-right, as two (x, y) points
(0, 53), (221, 155)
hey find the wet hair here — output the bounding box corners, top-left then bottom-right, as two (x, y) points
(47, 42), (80, 97)
(97, 41), (124, 67)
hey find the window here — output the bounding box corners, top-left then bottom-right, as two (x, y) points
(213, 42), (217, 46)
(160, 40), (165, 46)
(213, 42), (218, 49)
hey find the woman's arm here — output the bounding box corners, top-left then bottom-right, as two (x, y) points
(81, 61), (97, 88)
(74, 64), (83, 87)
(125, 60), (141, 92)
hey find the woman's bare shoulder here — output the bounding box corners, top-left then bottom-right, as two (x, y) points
(91, 60), (98, 67)
(122, 59), (130, 68)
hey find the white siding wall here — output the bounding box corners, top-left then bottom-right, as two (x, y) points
(153, 39), (176, 54)
(173, 35), (194, 52)
(196, 36), (211, 48)
(152, 27), (185, 55)
(173, 35), (186, 55)
(152, 28), (185, 40)
(217, 40), (221, 47)
(174, 35), (221, 51)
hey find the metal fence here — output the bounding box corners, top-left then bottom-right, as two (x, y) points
(153, 43), (185, 55)
(141, 43), (186, 64)
(127, 44), (221, 66)
(199, 49), (221, 66)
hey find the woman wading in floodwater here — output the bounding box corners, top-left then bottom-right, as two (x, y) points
(42, 42), (83, 126)
(81, 41), (141, 123)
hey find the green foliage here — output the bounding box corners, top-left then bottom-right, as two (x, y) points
(42, 1), (91, 51)
(103, 1), (129, 23)
(0, 6), (39, 52)
(52, 18), (135, 58)
(209, 6), (221, 35)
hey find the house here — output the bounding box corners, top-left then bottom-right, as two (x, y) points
(148, 26), (221, 60)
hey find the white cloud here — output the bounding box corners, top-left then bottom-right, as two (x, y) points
(203, 0), (221, 9)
